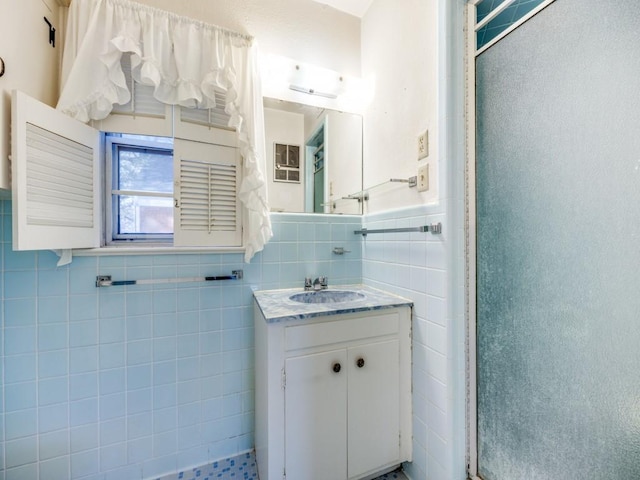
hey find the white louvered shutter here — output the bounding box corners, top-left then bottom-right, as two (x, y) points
(179, 90), (230, 127)
(93, 53), (172, 137)
(11, 90), (100, 250)
(173, 139), (241, 246)
(174, 90), (236, 146)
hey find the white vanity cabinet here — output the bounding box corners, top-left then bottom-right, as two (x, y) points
(255, 304), (412, 480)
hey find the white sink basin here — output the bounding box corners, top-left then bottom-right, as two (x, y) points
(289, 290), (366, 304)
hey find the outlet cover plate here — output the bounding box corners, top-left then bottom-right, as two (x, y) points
(418, 129), (429, 160)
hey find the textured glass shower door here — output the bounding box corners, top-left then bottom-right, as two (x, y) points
(476, 0), (640, 478)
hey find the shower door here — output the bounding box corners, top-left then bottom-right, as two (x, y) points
(476, 0), (640, 478)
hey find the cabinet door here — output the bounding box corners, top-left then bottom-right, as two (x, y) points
(285, 349), (347, 480)
(347, 340), (400, 479)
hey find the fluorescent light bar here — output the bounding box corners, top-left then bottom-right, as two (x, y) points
(289, 84), (338, 99)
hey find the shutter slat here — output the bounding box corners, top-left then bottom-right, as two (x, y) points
(178, 158), (237, 232)
(27, 124), (93, 163)
(27, 168), (94, 193)
(27, 153), (93, 183)
(133, 83), (165, 117)
(27, 185), (93, 207)
(24, 122), (95, 229)
(112, 53), (165, 118)
(173, 139), (241, 246)
(179, 90), (231, 129)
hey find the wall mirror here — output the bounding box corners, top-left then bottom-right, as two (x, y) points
(263, 97), (363, 215)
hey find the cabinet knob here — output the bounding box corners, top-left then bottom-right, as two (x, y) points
(332, 362), (341, 373)
(356, 358), (365, 368)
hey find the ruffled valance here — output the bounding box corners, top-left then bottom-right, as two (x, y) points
(57, 0), (272, 262)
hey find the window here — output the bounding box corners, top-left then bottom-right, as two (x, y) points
(106, 134), (174, 243)
(274, 143), (301, 183)
(104, 132), (242, 247)
(12, 90), (243, 253)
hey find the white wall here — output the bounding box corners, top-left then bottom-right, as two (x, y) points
(0, 0), (63, 189)
(326, 111), (363, 215)
(133, 0), (361, 78)
(264, 108), (305, 212)
(361, 0), (440, 213)
(361, 2), (467, 480)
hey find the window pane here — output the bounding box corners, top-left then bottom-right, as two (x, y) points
(118, 147), (173, 193)
(287, 145), (300, 167)
(476, 0), (548, 50)
(117, 195), (174, 234)
(275, 144), (287, 166)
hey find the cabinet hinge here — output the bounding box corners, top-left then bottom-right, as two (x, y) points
(281, 367), (286, 390)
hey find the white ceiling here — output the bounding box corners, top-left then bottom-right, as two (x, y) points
(309, 0), (373, 18)
(59, 0), (372, 17)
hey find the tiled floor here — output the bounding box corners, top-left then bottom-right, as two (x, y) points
(157, 452), (258, 480)
(157, 451), (408, 480)
(372, 468), (409, 480)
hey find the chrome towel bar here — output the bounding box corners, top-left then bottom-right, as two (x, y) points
(354, 222), (442, 236)
(96, 270), (243, 287)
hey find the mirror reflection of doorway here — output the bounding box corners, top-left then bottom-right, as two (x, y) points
(305, 122), (325, 213)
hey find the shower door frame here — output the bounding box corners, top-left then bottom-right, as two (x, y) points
(465, 2), (478, 477)
(463, 1), (558, 479)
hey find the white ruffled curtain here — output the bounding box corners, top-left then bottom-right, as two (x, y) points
(57, 0), (272, 262)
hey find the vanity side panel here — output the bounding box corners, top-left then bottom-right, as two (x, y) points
(399, 306), (413, 462)
(254, 303), (269, 477)
(255, 301), (286, 480)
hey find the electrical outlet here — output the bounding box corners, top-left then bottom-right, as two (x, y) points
(417, 163), (429, 192)
(418, 129), (429, 160)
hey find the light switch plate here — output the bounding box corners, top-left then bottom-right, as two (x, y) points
(417, 163), (429, 192)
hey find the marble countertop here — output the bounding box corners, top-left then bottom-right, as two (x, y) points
(253, 284), (413, 323)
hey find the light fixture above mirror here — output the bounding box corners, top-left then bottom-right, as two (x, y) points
(260, 54), (373, 115)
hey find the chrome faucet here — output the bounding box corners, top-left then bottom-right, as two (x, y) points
(304, 276), (328, 291)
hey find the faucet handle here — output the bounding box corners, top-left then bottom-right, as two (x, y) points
(319, 276), (328, 288)
(304, 277), (313, 290)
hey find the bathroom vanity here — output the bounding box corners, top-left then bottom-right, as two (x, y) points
(254, 285), (412, 480)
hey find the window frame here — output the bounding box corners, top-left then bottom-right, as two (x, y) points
(105, 134), (175, 245)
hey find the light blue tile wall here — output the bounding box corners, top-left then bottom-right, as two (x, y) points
(0, 203), (361, 480)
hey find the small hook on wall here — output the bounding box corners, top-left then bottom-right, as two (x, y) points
(44, 17), (56, 47)
(0, 57), (5, 78)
